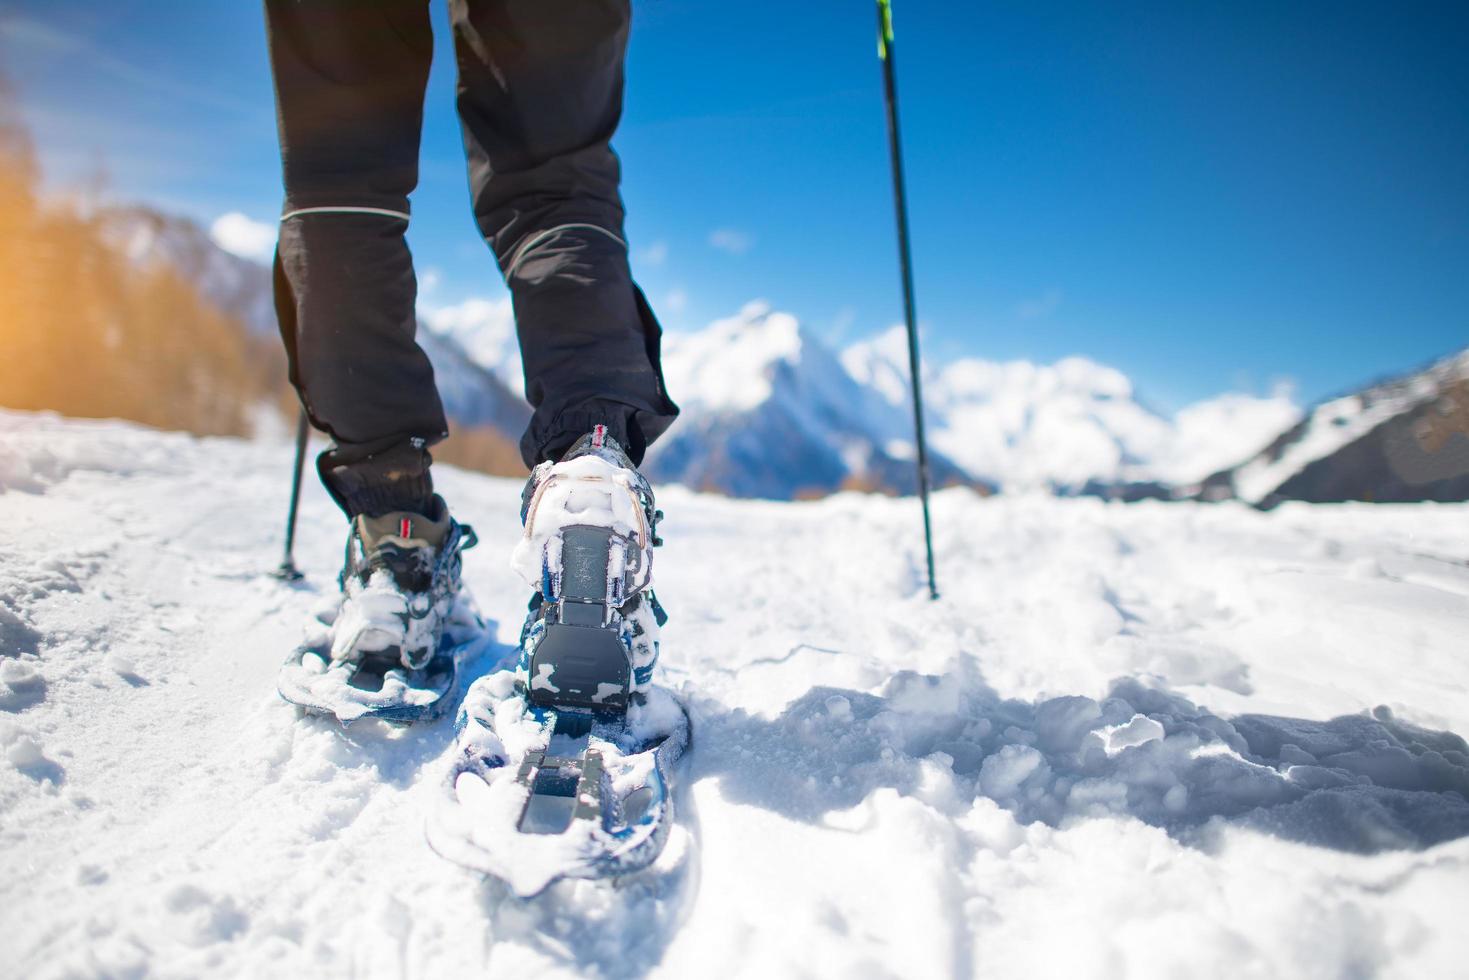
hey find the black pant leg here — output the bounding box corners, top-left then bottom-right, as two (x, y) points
(266, 0), (447, 516)
(450, 0), (678, 467)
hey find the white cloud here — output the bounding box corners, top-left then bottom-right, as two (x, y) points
(708, 228), (754, 256)
(418, 267), (442, 295)
(638, 240), (669, 267)
(663, 287), (688, 315)
(209, 212), (276, 263)
(1013, 289), (1063, 321)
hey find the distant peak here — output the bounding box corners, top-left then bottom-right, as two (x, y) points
(701, 302), (804, 358)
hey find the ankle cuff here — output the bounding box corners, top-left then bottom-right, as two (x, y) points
(323, 441), (435, 518)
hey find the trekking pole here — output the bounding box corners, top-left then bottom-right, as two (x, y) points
(876, 0), (939, 600)
(273, 406), (309, 581)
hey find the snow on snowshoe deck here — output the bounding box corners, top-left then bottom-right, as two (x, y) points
(277, 614), (487, 725)
(427, 667), (690, 897)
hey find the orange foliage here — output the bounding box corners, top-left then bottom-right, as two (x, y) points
(434, 425), (528, 479)
(0, 123), (276, 437)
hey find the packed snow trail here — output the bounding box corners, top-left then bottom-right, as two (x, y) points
(2, 411), (1468, 979)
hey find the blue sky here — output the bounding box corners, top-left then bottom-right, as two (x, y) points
(2, 1), (1465, 410)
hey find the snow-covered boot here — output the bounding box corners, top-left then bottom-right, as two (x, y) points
(332, 495), (476, 671)
(510, 425), (666, 711)
(277, 495), (484, 724)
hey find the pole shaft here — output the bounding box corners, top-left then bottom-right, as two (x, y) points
(877, 0), (939, 600)
(277, 406), (309, 579)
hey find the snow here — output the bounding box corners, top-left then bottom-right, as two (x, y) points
(3, 409), (1469, 978)
(428, 683), (686, 897)
(510, 453), (652, 592)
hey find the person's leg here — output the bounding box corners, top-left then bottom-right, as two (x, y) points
(266, 0), (447, 517)
(450, 0), (678, 467)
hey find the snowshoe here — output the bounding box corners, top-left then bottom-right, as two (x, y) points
(427, 427), (688, 894)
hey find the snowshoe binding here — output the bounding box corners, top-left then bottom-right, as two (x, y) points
(278, 494), (485, 725)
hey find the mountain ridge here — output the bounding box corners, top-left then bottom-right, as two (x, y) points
(1199, 347), (1469, 506)
(71, 200), (1469, 504)
(646, 302), (978, 498)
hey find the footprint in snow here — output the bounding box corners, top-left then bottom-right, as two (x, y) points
(5, 732), (65, 785)
(0, 659), (47, 711)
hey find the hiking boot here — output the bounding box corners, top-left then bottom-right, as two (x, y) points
(330, 494), (477, 671)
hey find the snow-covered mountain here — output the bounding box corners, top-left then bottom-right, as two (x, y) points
(426, 296), (1303, 498)
(1201, 348), (1469, 506)
(99, 206), (276, 338)
(424, 297), (524, 396)
(416, 328), (530, 437)
(424, 298), (966, 497)
(99, 207), (529, 437)
(844, 326), (1300, 493)
(645, 303), (974, 497)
